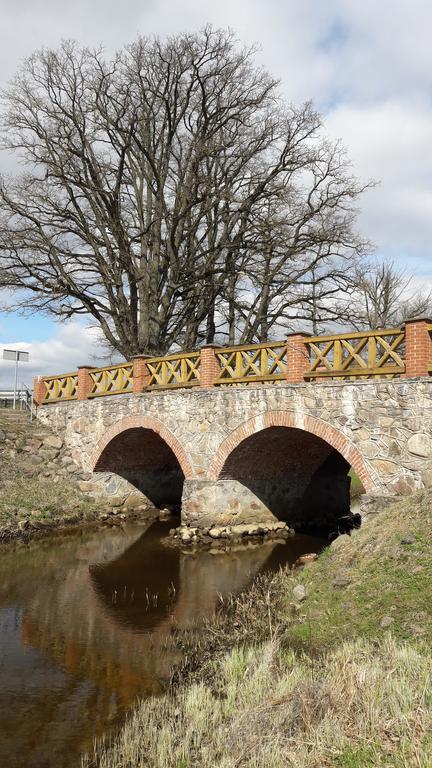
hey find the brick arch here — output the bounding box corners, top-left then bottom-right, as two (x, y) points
(91, 415), (193, 478)
(208, 410), (376, 492)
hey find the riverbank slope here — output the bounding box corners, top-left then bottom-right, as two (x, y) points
(0, 411), (149, 543)
(85, 490), (432, 768)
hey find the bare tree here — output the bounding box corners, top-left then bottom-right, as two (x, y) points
(346, 260), (432, 330)
(220, 148), (370, 344)
(0, 28), (369, 358)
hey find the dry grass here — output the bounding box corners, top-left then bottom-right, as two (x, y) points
(0, 411), (101, 540)
(84, 636), (431, 767)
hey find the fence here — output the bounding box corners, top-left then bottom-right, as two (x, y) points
(33, 318), (432, 405)
(0, 385), (34, 417)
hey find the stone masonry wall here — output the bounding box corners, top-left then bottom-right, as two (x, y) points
(36, 378), (432, 527)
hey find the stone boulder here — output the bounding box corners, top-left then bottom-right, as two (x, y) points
(43, 435), (63, 450)
(292, 584), (308, 602)
(407, 433), (432, 458)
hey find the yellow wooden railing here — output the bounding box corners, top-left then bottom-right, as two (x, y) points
(304, 328), (406, 380)
(215, 342), (287, 384)
(89, 363), (134, 397)
(38, 322), (432, 403)
(146, 351), (201, 389)
(42, 373), (79, 402)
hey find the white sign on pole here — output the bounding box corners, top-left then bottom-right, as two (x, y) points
(2, 349), (30, 408)
(3, 349), (30, 362)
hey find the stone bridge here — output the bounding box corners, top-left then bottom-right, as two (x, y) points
(34, 319), (432, 533)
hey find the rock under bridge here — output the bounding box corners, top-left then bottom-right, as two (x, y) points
(34, 319), (432, 533)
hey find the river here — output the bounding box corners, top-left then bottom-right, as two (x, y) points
(0, 519), (325, 767)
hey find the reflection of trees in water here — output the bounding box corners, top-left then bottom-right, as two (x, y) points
(0, 521), (324, 768)
(1, 607), (120, 768)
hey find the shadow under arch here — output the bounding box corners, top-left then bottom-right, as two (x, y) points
(92, 416), (193, 509)
(208, 411), (375, 532)
(209, 410), (376, 491)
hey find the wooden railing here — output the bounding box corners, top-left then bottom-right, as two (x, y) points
(89, 363), (134, 397)
(215, 342), (287, 385)
(35, 319), (432, 404)
(41, 373), (78, 402)
(304, 328), (405, 380)
(146, 351), (200, 389)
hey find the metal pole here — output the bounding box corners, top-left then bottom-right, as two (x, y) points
(13, 353), (18, 410)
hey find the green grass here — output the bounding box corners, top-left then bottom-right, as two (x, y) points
(349, 468), (365, 498)
(288, 494), (431, 649)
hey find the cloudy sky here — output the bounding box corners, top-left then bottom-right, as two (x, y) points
(0, 0), (431, 387)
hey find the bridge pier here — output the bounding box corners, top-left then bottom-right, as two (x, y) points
(182, 479), (279, 529)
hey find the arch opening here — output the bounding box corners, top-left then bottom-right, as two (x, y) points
(218, 426), (361, 534)
(94, 427), (185, 510)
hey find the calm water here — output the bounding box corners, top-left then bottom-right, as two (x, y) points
(0, 519), (325, 768)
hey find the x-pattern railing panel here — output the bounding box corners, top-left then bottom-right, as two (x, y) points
(43, 373), (78, 402)
(216, 343), (287, 384)
(305, 329), (405, 379)
(89, 364), (134, 397)
(146, 352), (200, 389)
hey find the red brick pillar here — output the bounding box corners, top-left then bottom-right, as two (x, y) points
(403, 318), (432, 378)
(33, 376), (46, 406)
(132, 355), (151, 393)
(77, 365), (93, 401)
(200, 345), (222, 388)
(286, 332), (311, 383)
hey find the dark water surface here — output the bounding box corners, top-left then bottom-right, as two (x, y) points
(0, 520), (325, 768)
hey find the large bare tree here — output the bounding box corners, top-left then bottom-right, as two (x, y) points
(0, 28), (369, 357)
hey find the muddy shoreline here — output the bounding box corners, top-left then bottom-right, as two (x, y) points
(0, 506), (166, 549)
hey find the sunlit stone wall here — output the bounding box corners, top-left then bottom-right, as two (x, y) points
(37, 378), (432, 527)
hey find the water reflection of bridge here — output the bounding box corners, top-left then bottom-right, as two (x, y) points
(0, 522), (320, 768)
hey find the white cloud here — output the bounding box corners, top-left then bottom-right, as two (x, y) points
(326, 100), (432, 262)
(0, 323), (109, 389)
(328, 1), (432, 103)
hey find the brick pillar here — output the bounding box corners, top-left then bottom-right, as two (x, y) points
(286, 332), (311, 383)
(132, 355), (151, 393)
(33, 376), (46, 406)
(200, 344), (222, 388)
(403, 317), (432, 378)
(77, 365), (93, 401)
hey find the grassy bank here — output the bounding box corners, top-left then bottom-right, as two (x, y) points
(84, 492), (432, 767)
(0, 411), (108, 543)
